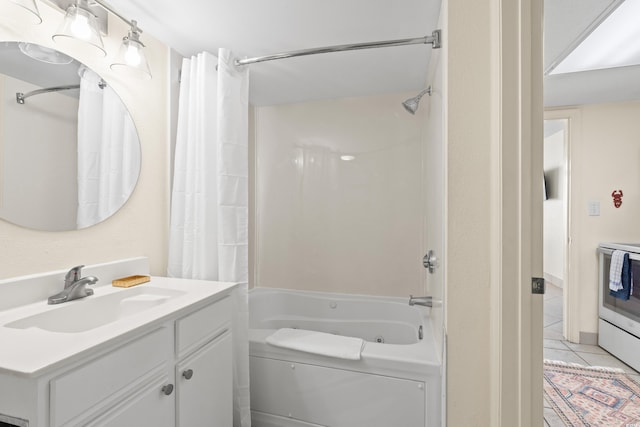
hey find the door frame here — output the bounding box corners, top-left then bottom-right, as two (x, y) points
(496, 0), (545, 424)
(444, 0), (544, 425)
(544, 109), (581, 343)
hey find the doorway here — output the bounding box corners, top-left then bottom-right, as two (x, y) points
(542, 118), (568, 341)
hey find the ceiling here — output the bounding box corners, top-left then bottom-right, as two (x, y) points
(104, 0), (441, 106)
(544, 0), (640, 107)
(101, 0), (639, 107)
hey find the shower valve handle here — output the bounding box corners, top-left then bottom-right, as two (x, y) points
(423, 250), (437, 273)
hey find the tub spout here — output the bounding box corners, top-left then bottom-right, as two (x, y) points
(409, 295), (432, 307)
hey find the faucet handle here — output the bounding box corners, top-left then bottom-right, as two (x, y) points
(64, 265), (85, 288)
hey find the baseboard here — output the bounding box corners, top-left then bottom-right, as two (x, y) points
(579, 331), (598, 345)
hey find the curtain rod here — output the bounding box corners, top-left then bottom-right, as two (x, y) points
(16, 85), (79, 104)
(235, 30), (441, 67)
(16, 80), (107, 104)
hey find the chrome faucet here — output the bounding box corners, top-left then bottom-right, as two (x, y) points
(64, 265), (83, 289)
(409, 295), (433, 307)
(48, 265), (98, 305)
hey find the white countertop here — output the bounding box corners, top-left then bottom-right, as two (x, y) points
(0, 276), (236, 377)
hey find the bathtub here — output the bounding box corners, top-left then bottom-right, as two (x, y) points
(248, 288), (442, 427)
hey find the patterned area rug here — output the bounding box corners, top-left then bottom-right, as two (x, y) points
(544, 359), (640, 426)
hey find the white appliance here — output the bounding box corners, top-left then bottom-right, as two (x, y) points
(598, 242), (640, 372)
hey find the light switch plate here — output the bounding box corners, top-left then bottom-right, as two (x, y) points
(588, 201), (600, 216)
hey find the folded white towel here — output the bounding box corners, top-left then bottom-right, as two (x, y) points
(609, 250), (626, 291)
(266, 328), (364, 360)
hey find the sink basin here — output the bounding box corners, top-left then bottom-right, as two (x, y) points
(4, 287), (186, 333)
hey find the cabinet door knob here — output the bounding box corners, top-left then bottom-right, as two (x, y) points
(161, 384), (174, 395)
(182, 369), (194, 380)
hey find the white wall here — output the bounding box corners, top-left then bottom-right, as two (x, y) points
(0, 2), (171, 279)
(559, 101), (640, 341)
(543, 125), (566, 286)
(0, 74), (78, 231)
(254, 93), (424, 297)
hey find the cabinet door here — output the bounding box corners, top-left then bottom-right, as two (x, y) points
(85, 376), (174, 427)
(177, 331), (232, 426)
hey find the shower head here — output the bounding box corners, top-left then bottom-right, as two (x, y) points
(402, 86), (432, 115)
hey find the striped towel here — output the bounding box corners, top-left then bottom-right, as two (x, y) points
(609, 250), (627, 291)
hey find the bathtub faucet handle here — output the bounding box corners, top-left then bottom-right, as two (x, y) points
(409, 295), (433, 307)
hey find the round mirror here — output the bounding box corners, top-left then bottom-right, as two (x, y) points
(0, 41), (141, 231)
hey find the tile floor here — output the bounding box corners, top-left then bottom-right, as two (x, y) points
(543, 283), (640, 426)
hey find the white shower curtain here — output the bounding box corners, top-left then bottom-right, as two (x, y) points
(77, 67), (140, 228)
(168, 49), (251, 427)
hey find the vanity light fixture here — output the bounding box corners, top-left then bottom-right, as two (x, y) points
(110, 20), (152, 79)
(49, 0), (152, 79)
(5, 0), (42, 24)
(52, 0), (106, 57)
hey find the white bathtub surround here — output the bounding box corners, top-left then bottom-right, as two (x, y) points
(254, 94), (424, 298)
(167, 49), (251, 427)
(249, 288), (440, 426)
(266, 328), (365, 360)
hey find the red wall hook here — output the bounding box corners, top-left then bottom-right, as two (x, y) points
(612, 190), (623, 208)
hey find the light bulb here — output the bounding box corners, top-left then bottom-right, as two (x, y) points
(70, 14), (91, 39)
(124, 44), (141, 66)
(110, 22), (152, 79)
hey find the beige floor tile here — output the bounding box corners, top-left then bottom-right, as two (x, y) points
(544, 348), (588, 365)
(544, 297), (563, 318)
(544, 314), (562, 328)
(576, 351), (639, 374)
(562, 341), (608, 355)
(543, 321), (565, 341)
(543, 339), (569, 350)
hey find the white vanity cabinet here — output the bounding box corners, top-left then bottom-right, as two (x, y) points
(175, 301), (233, 426)
(0, 292), (233, 427)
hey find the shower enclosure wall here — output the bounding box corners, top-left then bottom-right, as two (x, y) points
(252, 88), (445, 425)
(254, 92), (425, 298)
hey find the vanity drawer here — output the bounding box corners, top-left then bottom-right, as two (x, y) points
(50, 327), (171, 427)
(176, 295), (231, 357)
